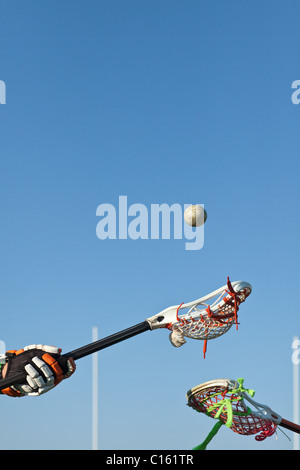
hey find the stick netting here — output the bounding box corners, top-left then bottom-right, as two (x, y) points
(169, 278), (251, 354)
(187, 378), (277, 449)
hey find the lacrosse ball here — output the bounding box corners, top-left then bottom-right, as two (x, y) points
(184, 205), (207, 227)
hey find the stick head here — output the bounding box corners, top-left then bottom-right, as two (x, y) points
(146, 277), (252, 354)
(187, 378), (278, 443)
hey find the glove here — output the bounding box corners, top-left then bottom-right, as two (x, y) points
(1, 344), (76, 397)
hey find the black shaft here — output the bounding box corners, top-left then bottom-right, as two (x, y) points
(280, 418), (300, 434)
(0, 320), (151, 392)
(67, 321), (151, 360)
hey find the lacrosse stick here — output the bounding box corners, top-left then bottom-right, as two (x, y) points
(186, 377), (300, 450)
(0, 277), (251, 392)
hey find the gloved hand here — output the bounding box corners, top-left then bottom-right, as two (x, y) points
(1, 344), (76, 397)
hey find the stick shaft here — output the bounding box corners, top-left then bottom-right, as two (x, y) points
(67, 321), (150, 359)
(0, 321), (151, 391)
(280, 418), (300, 434)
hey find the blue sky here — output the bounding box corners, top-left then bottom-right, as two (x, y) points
(0, 0), (299, 450)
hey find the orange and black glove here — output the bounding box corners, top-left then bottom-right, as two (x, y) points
(1, 344), (76, 397)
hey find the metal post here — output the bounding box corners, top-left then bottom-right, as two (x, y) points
(292, 336), (299, 450)
(92, 326), (99, 450)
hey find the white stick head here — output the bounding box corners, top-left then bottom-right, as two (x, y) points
(146, 278), (252, 353)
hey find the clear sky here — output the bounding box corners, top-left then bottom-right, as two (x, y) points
(0, 0), (299, 450)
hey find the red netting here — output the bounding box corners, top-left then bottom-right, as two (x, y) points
(170, 278), (251, 342)
(168, 278), (251, 358)
(188, 385), (277, 441)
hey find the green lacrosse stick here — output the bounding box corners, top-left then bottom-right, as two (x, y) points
(187, 378), (300, 449)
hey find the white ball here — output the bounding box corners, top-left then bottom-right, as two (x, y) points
(184, 205), (207, 227)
